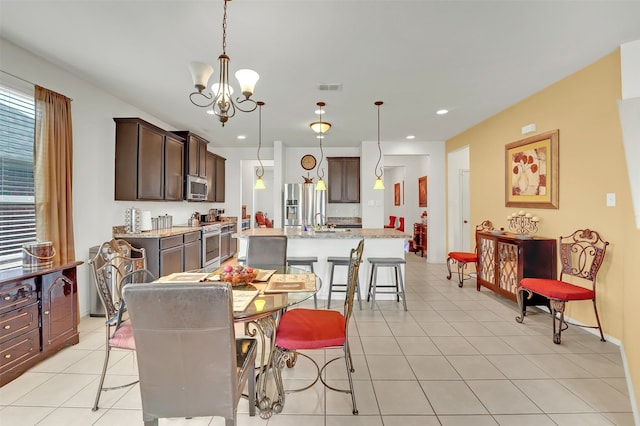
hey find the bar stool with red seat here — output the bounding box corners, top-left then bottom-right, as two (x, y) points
(446, 220), (493, 287)
(516, 229), (609, 344)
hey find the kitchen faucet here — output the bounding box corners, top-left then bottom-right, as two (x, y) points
(314, 212), (326, 228)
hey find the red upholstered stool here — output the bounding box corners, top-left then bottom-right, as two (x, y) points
(446, 220), (493, 287)
(274, 240), (364, 415)
(516, 229), (609, 344)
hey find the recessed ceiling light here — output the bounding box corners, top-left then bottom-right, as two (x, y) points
(315, 109), (324, 115)
(237, 135), (247, 140)
(406, 135), (416, 140)
(436, 109), (449, 115)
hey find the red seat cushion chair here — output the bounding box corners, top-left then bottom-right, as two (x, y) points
(274, 240), (364, 416)
(516, 229), (609, 344)
(446, 220), (493, 287)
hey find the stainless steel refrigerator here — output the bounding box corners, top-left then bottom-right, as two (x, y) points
(283, 183), (326, 229)
(283, 184), (302, 228)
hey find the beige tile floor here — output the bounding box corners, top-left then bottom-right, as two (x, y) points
(0, 254), (636, 425)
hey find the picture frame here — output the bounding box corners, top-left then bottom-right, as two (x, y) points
(394, 183), (401, 206)
(418, 176), (427, 207)
(505, 129), (559, 209)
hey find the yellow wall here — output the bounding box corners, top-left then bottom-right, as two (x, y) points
(447, 49), (639, 408)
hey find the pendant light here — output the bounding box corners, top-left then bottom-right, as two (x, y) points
(374, 101), (385, 189)
(254, 101), (266, 189)
(310, 101), (329, 191)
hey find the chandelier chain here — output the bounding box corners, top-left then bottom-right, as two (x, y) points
(222, 0), (228, 54)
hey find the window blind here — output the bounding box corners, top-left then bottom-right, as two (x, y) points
(0, 72), (36, 269)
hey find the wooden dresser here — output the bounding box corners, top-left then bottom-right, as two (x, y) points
(412, 222), (427, 257)
(476, 231), (556, 304)
(0, 262), (81, 386)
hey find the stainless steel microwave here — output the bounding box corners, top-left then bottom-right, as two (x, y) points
(186, 175), (208, 201)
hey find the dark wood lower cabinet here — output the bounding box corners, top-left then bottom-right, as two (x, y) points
(0, 262), (81, 386)
(476, 231), (556, 304)
(122, 231), (201, 278)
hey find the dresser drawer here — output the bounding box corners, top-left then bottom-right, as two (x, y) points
(0, 328), (40, 374)
(0, 279), (37, 314)
(0, 302), (39, 345)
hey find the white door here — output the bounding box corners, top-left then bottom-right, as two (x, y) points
(460, 169), (471, 251)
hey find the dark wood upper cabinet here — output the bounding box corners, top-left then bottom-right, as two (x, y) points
(114, 118), (184, 201)
(214, 154), (226, 203)
(205, 151), (216, 202)
(172, 131), (208, 178)
(164, 134), (184, 201)
(328, 157), (360, 203)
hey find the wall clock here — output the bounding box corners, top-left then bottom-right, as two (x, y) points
(301, 154), (317, 170)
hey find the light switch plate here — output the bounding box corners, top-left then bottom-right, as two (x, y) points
(606, 193), (616, 207)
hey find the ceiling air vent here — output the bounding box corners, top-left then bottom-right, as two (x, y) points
(317, 83), (343, 91)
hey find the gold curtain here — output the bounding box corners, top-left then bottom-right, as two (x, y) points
(34, 86), (76, 263)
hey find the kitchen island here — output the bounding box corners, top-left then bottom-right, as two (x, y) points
(235, 228), (410, 302)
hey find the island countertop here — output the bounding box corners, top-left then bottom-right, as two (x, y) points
(234, 227), (409, 239)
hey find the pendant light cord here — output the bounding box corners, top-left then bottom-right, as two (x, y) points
(256, 101), (265, 178)
(317, 102), (326, 180)
(375, 101), (384, 179)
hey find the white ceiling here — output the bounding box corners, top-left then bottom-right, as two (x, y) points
(2, 1), (640, 148)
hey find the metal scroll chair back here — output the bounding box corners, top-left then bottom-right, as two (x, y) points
(246, 235), (287, 271)
(122, 282), (257, 426)
(343, 239), (365, 324)
(87, 239), (156, 411)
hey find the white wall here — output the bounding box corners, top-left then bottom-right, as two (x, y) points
(363, 140), (446, 262)
(1, 38), (232, 316)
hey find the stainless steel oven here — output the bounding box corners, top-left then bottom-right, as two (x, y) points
(201, 224), (221, 272)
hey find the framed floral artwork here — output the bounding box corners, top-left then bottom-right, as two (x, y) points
(505, 129), (559, 209)
(418, 176), (427, 207)
(394, 183), (401, 206)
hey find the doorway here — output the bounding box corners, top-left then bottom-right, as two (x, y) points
(447, 147), (470, 252)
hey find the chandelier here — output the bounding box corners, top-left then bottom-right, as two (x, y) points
(188, 0), (259, 126)
(255, 101), (266, 189)
(373, 101), (385, 189)
(310, 102), (330, 191)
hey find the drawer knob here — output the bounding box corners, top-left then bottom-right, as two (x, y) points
(3, 296), (10, 301)
(4, 354), (11, 359)
(3, 325), (10, 330)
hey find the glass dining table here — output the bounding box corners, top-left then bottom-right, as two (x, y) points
(164, 265), (320, 419)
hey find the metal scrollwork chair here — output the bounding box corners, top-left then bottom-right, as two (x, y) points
(122, 282), (257, 426)
(446, 220), (493, 287)
(516, 229), (609, 344)
(274, 239), (365, 415)
(87, 239), (156, 411)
